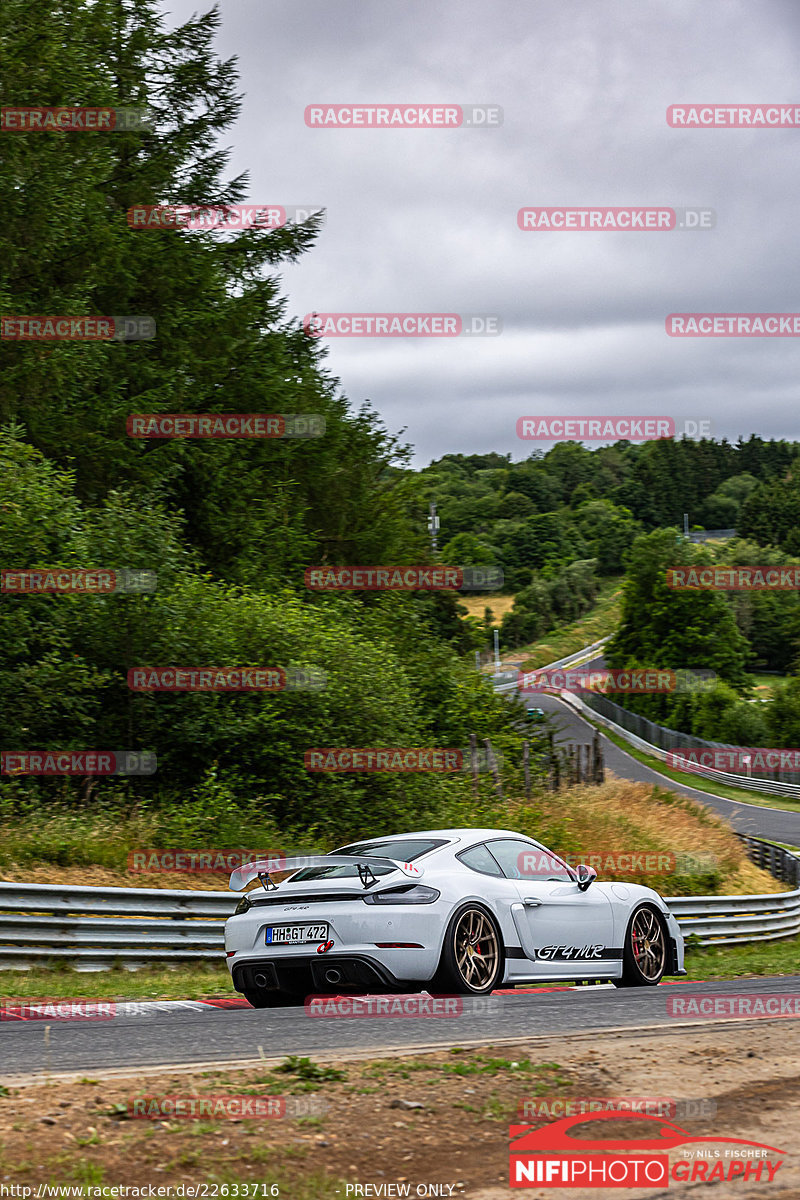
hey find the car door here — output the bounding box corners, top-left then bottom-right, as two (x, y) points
(455, 842), (539, 983)
(482, 838), (619, 979)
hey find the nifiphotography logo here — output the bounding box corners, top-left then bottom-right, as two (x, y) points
(509, 1110), (785, 1188)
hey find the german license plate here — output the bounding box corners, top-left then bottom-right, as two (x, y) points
(266, 924), (328, 945)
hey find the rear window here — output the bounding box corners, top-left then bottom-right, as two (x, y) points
(290, 838), (447, 882)
(458, 844), (504, 877)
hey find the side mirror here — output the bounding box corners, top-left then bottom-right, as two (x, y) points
(576, 864), (597, 892)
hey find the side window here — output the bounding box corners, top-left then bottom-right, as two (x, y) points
(487, 839), (574, 882)
(458, 844), (504, 877)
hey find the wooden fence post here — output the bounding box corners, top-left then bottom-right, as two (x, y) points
(592, 732), (605, 783)
(483, 737), (503, 800)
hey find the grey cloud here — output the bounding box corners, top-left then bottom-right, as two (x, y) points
(160, 0), (800, 462)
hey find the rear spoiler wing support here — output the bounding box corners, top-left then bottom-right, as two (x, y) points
(229, 854), (424, 892)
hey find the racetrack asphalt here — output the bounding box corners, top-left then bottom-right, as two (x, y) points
(3, 660), (798, 1082)
(3, 977), (800, 1078)
(525, 658), (800, 845)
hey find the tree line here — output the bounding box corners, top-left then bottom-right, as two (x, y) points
(0, 0), (536, 843)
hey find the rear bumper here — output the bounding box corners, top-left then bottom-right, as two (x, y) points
(231, 953), (415, 995)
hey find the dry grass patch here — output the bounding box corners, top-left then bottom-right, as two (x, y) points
(2, 864), (233, 890)
(507, 777), (784, 895)
(457, 594), (517, 622)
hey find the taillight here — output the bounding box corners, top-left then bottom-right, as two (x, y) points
(363, 884), (440, 905)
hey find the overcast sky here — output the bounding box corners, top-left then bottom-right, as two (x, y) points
(161, 0), (800, 466)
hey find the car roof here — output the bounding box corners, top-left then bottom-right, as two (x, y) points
(341, 828), (535, 848)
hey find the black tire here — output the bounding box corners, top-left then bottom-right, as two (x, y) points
(431, 904), (503, 995)
(242, 987), (306, 1008)
(613, 904), (667, 988)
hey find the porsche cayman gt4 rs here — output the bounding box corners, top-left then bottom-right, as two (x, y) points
(224, 828), (685, 1007)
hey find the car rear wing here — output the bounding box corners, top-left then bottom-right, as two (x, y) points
(229, 854), (424, 892)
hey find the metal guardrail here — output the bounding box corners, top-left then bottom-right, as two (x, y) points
(559, 689), (800, 799)
(493, 636), (611, 694)
(664, 832), (800, 946)
(687, 528), (736, 543)
(738, 834), (800, 888)
(0, 834), (798, 967)
(664, 887), (800, 946)
(0, 882), (237, 969)
(498, 630), (799, 798)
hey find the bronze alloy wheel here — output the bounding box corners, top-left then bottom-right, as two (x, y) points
(453, 906), (500, 990)
(630, 905), (666, 981)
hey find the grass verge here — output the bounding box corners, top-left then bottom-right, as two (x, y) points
(516, 578), (623, 671)
(682, 933), (800, 980)
(0, 961), (237, 1002)
(591, 718), (800, 813)
(0, 932), (797, 1001)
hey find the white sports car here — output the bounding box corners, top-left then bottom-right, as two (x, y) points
(225, 828), (686, 1007)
